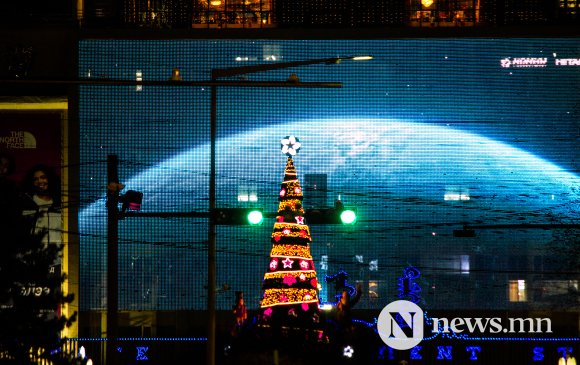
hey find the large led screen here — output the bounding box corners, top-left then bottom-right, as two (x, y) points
(78, 39), (580, 313)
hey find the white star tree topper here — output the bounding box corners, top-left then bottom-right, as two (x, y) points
(281, 136), (301, 156)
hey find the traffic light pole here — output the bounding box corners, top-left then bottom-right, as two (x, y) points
(106, 155), (119, 365)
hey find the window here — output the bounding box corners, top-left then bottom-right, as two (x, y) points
(509, 280), (527, 302)
(192, 0), (273, 28)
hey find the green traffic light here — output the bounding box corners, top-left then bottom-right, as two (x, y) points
(340, 209), (357, 225)
(247, 210), (264, 225)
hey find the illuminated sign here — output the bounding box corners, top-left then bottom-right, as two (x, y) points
(397, 266), (421, 304)
(136, 346), (149, 361)
(555, 58), (580, 66)
(500, 57), (580, 68)
(0, 130), (36, 149)
(500, 57), (547, 68)
(381, 346), (570, 362)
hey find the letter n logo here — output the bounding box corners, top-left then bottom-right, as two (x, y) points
(377, 300), (424, 350)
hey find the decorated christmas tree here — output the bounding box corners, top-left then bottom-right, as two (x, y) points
(260, 136), (321, 328)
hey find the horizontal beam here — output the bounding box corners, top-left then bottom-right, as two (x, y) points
(121, 210), (356, 225)
(0, 79), (342, 88)
(121, 211), (209, 218)
(212, 58), (343, 78)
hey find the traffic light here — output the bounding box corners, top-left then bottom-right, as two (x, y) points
(120, 190), (143, 212)
(247, 210), (265, 225)
(305, 207), (357, 225)
(213, 208), (264, 225)
(339, 209), (357, 225)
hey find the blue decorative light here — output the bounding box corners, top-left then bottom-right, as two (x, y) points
(437, 346), (453, 360)
(558, 347), (573, 357)
(136, 346), (149, 361)
(448, 337), (580, 342)
(410, 346), (423, 360)
(388, 347), (394, 360)
(377, 346), (385, 360)
(325, 269), (356, 301)
(377, 345), (394, 360)
(466, 346), (481, 360)
(533, 347), (545, 361)
(119, 337), (208, 341)
(422, 311), (471, 341)
(397, 266), (421, 304)
(353, 318), (377, 328)
(66, 337), (208, 342)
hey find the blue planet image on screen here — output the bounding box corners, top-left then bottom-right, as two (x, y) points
(79, 118), (580, 310)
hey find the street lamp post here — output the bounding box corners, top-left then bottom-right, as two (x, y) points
(206, 55), (371, 365)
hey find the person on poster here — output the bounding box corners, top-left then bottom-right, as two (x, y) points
(19, 164), (63, 319)
(20, 164), (62, 254)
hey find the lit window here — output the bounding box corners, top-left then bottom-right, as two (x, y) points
(136, 70), (143, 92)
(509, 280), (527, 302)
(369, 281), (379, 300)
(320, 255), (328, 271)
(444, 186), (470, 201)
(238, 185), (258, 202)
(263, 44), (281, 61)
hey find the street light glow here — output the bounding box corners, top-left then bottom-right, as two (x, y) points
(350, 55), (374, 61)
